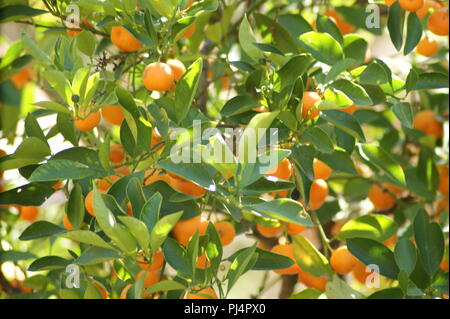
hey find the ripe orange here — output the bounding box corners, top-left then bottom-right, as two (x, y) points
(220, 76), (230, 90)
(167, 174), (206, 197)
(119, 284), (132, 299)
(135, 270), (159, 288)
(435, 197), (449, 214)
(11, 67), (34, 89)
(143, 62), (175, 92)
(301, 91), (321, 120)
(330, 246), (358, 275)
(384, 183), (405, 196)
(325, 9), (356, 35)
(438, 166), (449, 195)
(339, 104), (357, 114)
(181, 24), (196, 39)
(368, 184), (396, 211)
(440, 258), (449, 271)
(102, 105), (124, 126)
(137, 250), (164, 271)
(271, 244), (301, 274)
(265, 158), (293, 180)
(313, 159), (332, 180)
(427, 10), (449, 36)
(214, 221), (236, 246)
(256, 224), (283, 238)
(166, 59), (186, 90)
(74, 106), (101, 131)
(63, 213), (75, 230)
(186, 287), (218, 299)
(196, 253), (211, 269)
(417, 0), (442, 19)
(286, 223), (306, 236)
(144, 169), (168, 186)
(413, 110), (443, 138)
(150, 129), (162, 148)
(308, 179), (329, 210)
(85, 191), (96, 216)
(109, 144), (125, 164)
(97, 175), (120, 192)
(352, 260), (374, 284)
(297, 268), (328, 290)
(385, 0), (397, 6)
(172, 216), (209, 246)
(19, 206), (39, 222)
(399, 0), (424, 11)
(417, 38), (439, 57)
(52, 180), (64, 190)
(110, 26), (142, 52)
(184, 0), (194, 9)
(383, 234), (397, 247)
(92, 281), (108, 299)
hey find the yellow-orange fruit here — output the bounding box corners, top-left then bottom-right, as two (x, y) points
(172, 216), (209, 246)
(92, 281), (108, 299)
(110, 26), (142, 52)
(417, 0), (442, 19)
(313, 159), (332, 180)
(85, 191), (96, 216)
(271, 244), (301, 274)
(330, 246), (358, 275)
(298, 268), (328, 290)
(265, 158), (293, 180)
(413, 110), (443, 138)
(440, 258), (449, 271)
(339, 104), (357, 114)
(181, 24), (196, 39)
(435, 197), (449, 214)
(427, 10), (449, 36)
(352, 260), (375, 284)
(214, 221), (236, 246)
(385, 0), (397, 6)
(109, 144), (125, 164)
(417, 38), (439, 57)
(11, 67), (34, 89)
(368, 184), (396, 211)
(438, 166), (449, 195)
(186, 287), (217, 299)
(325, 9), (356, 35)
(399, 0), (424, 12)
(167, 174), (206, 197)
(144, 169), (168, 186)
(301, 91), (321, 120)
(20, 206), (39, 222)
(143, 62), (175, 92)
(167, 59), (186, 90)
(256, 224), (283, 238)
(63, 213), (75, 230)
(119, 284), (132, 299)
(74, 107), (101, 131)
(309, 179), (329, 210)
(66, 18), (92, 37)
(384, 234), (397, 247)
(137, 250), (164, 271)
(287, 223), (306, 235)
(52, 180), (64, 190)
(384, 184), (405, 196)
(135, 270), (159, 288)
(196, 253), (211, 269)
(102, 105), (124, 126)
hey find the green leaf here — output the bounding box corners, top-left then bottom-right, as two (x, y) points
(28, 256), (71, 271)
(227, 245), (257, 293)
(392, 102), (413, 128)
(246, 199), (312, 227)
(368, 287), (404, 299)
(140, 192), (162, 233)
(322, 110), (365, 142)
(221, 95), (261, 116)
(325, 274), (364, 299)
(387, 1), (404, 51)
(414, 72), (449, 90)
(145, 280), (187, 294)
(126, 177), (146, 218)
(163, 238), (192, 278)
(227, 247), (294, 271)
(67, 183), (84, 228)
(76, 30), (96, 56)
(358, 144), (406, 185)
(290, 288), (324, 299)
(42, 70), (72, 103)
(150, 211), (183, 252)
(14, 137), (51, 159)
(343, 35), (368, 65)
(330, 79), (372, 106)
(76, 247), (120, 265)
(0, 251), (36, 263)
(293, 235), (332, 277)
(347, 238), (400, 279)
(175, 58), (202, 123)
(359, 61), (389, 86)
(316, 15), (343, 44)
(61, 231), (113, 250)
(118, 216), (151, 250)
(239, 15), (264, 63)
(21, 32), (51, 64)
(19, 221), (66, 241)
(403, 13), (422, 55)
(413, 209), (444, 277)
(394, 238), (417, 275)
(0, 183), (55, 206)
(29, 160), (100, 182)
(337, 215), (398, 242)
(34, 101), (70, 114)
(157, 160), (213, 189)
(298, 31), (343, 65)
(299, 126), (334, 154)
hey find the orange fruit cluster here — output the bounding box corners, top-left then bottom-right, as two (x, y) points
(413, 110), (443, 139)
(143, 60), (186, 92)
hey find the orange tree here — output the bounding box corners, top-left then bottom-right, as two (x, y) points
(0, 0), (448, 299)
